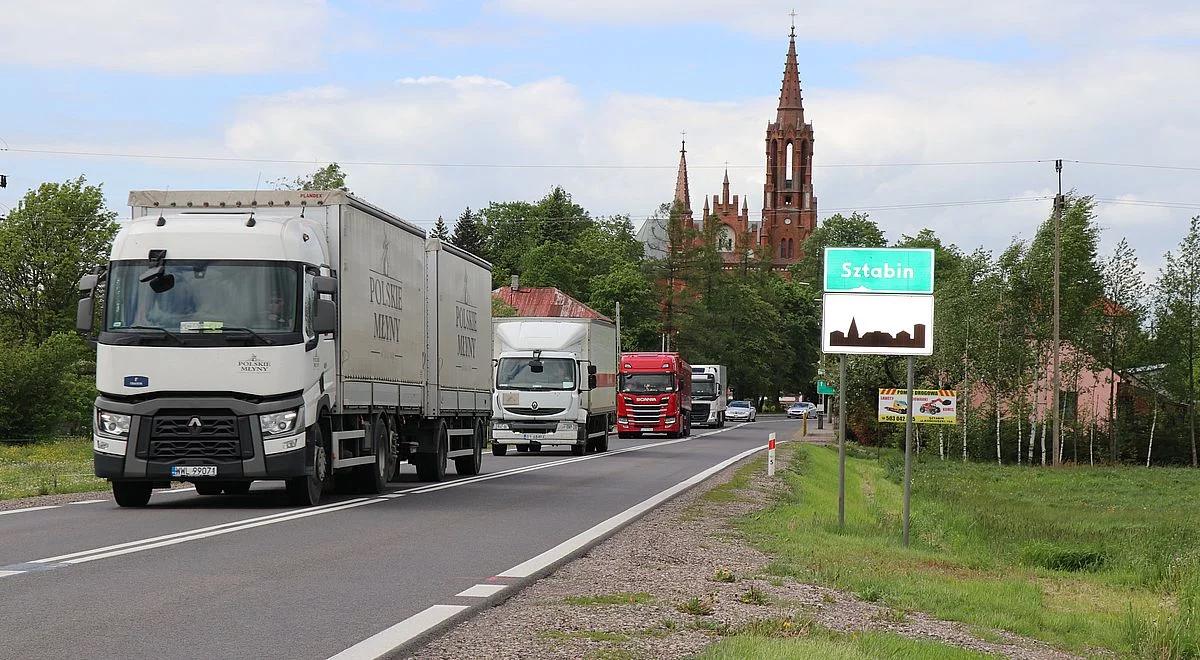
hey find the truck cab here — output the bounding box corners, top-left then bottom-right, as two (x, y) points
(616, 353), (691, 439)
(690, 364), (728, 428)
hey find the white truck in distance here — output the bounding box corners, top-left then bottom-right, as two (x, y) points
(690, 364), (728, 428)
(491, 317), (617, 456)
(78, 190), (492, 507)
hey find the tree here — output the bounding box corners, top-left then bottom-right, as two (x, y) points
(492, 297), (518, 318)
(1155, 216), (1200, 467)
(0, 176), (119, 343)
(1100, 238), (1148, 461)
(431, 215), (450, 241)
(796, 212), (887, 284)
(450, 207), (485, 257)
(273, 163), (349, 192)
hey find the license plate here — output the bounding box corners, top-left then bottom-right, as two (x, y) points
(521, 433), (544, 440)
(171, 465), (217, 478)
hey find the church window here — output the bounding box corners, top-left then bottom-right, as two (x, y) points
(785, 142), (794, 188)
(717, 226), (735, 252)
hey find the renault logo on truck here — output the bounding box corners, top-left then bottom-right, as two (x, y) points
(188, 417), (202, 428)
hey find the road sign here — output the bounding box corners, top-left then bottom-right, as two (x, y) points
(821, 293), (934, 356)
(817, 380), (836, 395)
(878, 389), (957, 425)
(824, 247), (935, 294)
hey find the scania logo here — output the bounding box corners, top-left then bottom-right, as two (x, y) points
(530, 401), (539, 410)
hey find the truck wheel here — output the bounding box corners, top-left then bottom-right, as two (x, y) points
(223, 482), (252, 496)
(357, 416), (392, 494)
(597, 426), (609, 452)
(454, 420), (484, 476)
(415, 422), (447, 482)
(718, 413), (725, 428)
(287, 425), (328, 506)
(492, 442), (508, 456)
(516, 444), (528, 452)
(112, 481), (152, 507)
(195, 482), (223, 496)
(571, 443), (585, 456)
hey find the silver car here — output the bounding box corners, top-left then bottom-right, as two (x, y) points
(726, 400), (756, 422)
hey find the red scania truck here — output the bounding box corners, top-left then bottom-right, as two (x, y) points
(616, 352), (692, 439)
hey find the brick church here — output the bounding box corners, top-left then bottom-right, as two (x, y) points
(643, 25), (817, 270)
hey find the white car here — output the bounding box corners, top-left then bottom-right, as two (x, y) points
(725, 400), (756, 422)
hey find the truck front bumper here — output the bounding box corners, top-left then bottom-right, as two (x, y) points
(92, 393), (308, 482)
(492, 428), (580, 446)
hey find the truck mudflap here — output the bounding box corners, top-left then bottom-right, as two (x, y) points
(92, 393), (307, 481)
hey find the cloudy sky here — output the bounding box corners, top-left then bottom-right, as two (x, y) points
(1, 0), (1198, 277)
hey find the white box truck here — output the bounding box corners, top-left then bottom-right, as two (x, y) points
(77, 190), (492, 507)
(690, 364), (728, 427)
(491, 318), (616, 456)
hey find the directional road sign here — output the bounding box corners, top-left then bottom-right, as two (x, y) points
(823, 247), (935, 294)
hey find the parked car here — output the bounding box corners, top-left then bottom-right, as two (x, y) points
(787, 402), (816, 419)
(726, 400), (756, 422)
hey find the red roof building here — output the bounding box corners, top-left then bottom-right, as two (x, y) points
(492, 284), (611, 322)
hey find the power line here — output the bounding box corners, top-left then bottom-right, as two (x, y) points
(1071, 160), (1200, 173)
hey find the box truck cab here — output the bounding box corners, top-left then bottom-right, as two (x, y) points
(616, 353), (691, 439)
(690, 364), (728, 428)
(490, 318), (617, 456)
(77, 190), (492, 507)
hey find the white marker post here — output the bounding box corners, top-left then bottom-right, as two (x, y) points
(767, 432), (776, 477)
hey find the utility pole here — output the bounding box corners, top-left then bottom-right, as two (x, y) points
(1051, 159), (1063, 466)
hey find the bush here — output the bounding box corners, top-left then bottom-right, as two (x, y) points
(0, 333), (95, 439)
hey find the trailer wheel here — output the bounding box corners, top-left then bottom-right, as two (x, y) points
(455, 419), (483, 476)
(415, 422), (447, 482)
(492, 441), (508, 456)
(112, 481), (152, 507)
(287, 425), (328, 506)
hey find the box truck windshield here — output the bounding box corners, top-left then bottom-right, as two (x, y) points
(693, 380), (718, 397)
(105, 260), (303, 340)
(620, 373), (675, 393)
(496, 357), (576, 390)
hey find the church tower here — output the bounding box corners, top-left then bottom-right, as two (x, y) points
(761, 24), (817, 268)
(672, 140), (693, 227)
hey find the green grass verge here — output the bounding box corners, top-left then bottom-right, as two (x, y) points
(697, 628), (994, 659)
(0, 437), (105, 500)
(736, 444), (1199, 657)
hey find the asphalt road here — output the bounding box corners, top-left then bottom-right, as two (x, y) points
(0, 417), (799, 660)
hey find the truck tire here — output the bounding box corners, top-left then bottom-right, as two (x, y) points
(287, 425), (328, 506)
(571, 443), (585, 456)
(415, 422), (447, 482)
(718, 413), (725, 428)
(454, 419), (484, 476)
(357, 416), (392, 494)
(195, 483), (223, 496)
(112, 481), (152, 507)
(596, 426), (609, 452)
(492, 441), (508, 456)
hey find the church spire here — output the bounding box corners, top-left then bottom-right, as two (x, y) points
(722, 167), (731, 205)
(777, 26), (804, 124)
(673, 139), (693, 224)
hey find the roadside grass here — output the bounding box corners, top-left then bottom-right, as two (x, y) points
(563, 592), (655, 606)
(0, 437), (104, 500)
(697, 628), (994, 659)
(735, 444), (1200, 656)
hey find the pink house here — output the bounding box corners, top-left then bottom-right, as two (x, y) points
(969, 343), (1122, 428)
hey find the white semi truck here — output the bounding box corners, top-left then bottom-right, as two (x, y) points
(77, 190), (492, 507)
(491, 317), (617, 456)
(690, 364), (728, 428)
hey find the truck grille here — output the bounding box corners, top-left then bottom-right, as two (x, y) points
(149, 414), (241, 460)
(509, 421), (558, 433)
(691, 403), (710, 423)
(504, 406), (566, 417)
(627, 403), (666, 425)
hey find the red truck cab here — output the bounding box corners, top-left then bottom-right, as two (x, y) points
(616, 352), (692, 439)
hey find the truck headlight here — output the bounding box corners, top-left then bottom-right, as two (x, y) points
(97, 411), (131, 438)
(557, 421), (577, 432)
(493, 422), (509, 430)
(259, 409), (300, 437)
(665, 417), (676, 425)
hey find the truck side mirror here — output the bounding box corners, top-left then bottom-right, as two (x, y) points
(314, 275), (337, 295)
(76, 297), (94, 333)
(588, 374), (597, 389)
(588, 365), (597, 375)
(315, 299), (337, 335)
(78, 274), (99, 292)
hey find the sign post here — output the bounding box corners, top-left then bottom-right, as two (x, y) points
(821, 247), (934, 546)
(767, 432), (776, 477)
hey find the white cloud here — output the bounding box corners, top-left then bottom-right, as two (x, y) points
(0, 1), (329, 74)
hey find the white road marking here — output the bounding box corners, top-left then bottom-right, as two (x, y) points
(0, 505), (60, 517)
(21, 422), (762, 568)
(326, 605), (469, 660)
(68, 499), (107, 505)
(0, 570), (25, 578)
(455, 584), (507, 598)
(499, 441), (772, 579)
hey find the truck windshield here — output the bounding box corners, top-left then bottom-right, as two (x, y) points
(496, 357), (577, 390)
(105, 260), (300, 341)
(620, 373), (675, 393)
(693, 380), (717, 397)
